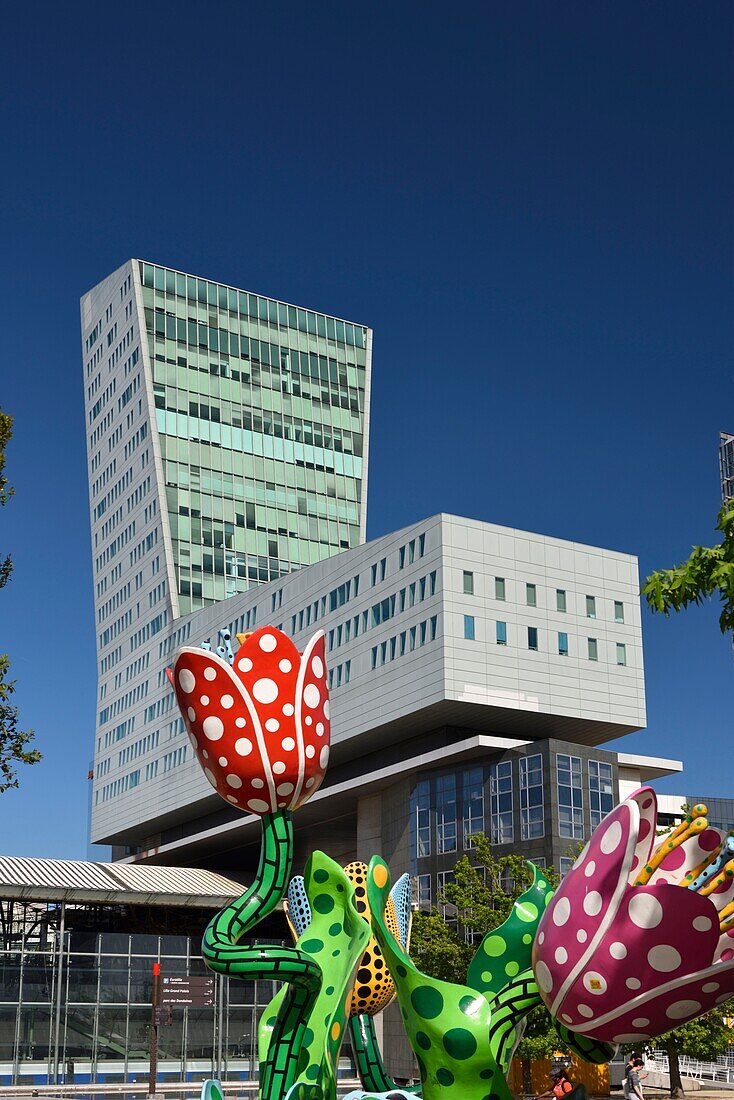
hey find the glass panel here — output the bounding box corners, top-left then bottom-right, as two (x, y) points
(519, 754), (544, 839)
(462, 767), (484, 847)
(557, 753), (583, 839)
(411, 780), (431, 858)
(490, 760), (514, 843)
(589, 760), (614, 829)
(436, 774), (457, 853)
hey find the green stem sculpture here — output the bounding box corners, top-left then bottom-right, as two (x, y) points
(202, 810), (321, 1100)
(348, 1014), (419, 1096)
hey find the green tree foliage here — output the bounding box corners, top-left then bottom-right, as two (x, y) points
(410, 836), (565, 1075)
(0, 409), (41, 790)
(642, 504), (734, 634)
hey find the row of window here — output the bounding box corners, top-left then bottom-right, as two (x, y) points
(463, 571), (627, 623)
(328, 571), (438, 653)
(463, 616), (629, 665)
(285, 537), (429, 641)
(140, 262), (368, 349)
(412, 755), (614, 858)
(370, 616), (439, 669)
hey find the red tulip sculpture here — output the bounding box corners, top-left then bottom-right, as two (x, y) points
(169, 626), (337, 1098)
(171, 626), (330, 815)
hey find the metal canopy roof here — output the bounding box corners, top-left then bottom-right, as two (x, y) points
(0, 856), (244, 908)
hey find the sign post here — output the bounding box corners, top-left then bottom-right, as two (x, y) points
(148, 962), (163, 1099)
(161, 975), (215, 1006)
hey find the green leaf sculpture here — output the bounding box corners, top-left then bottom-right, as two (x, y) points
(260, 851), (371, 1098)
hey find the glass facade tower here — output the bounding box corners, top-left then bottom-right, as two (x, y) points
(137, 261), (370, 614)
(81, 261), (371, 846)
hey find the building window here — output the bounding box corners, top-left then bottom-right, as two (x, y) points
(437, 870), (456, 924)
(614, 600), (625, 623)
(589, 760), (614, 829)
(527, 626), (538, 651)
(557, 753), (583, 840)
(519, 754), (544, 840)
(436, 774), (457, 854)
(463, 767), (484, 847)
(464, 615), (476, 641)
(556, 589), (567, 612)
(496, 620), (507, 646)
(558, 631), (568, 656)
(463, 570), (474, 595)
(559, 857), (574, 879)
(616, 643), (627, 666)
(417, 874), (431, 908)
(588, 637), (598, 661)
(586, 595), (596, 619)
(412, 780), (431, 858)
(490, 760), (513, 843)
(526, 583), (537, 607)
(495, 577), (506, 601)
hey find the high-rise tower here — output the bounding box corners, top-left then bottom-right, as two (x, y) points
(81, 260), (371, 847)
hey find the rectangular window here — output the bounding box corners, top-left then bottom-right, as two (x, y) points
(557, 753), (584, 839)
(558, 631), (569, 656)
(495, 576), (506, 601)
(437, 870), (456, 921)
(519, 754), (544, 840)
(463, 767), (484, 847)
(614, 600), (625, 623)
(527, 626), (538, 651)
(412, 780), (431, 858)
(586, 595), (596, 619)
(616, 643), (627, 666)
(490, 760), (513, 843)
(556, 588), (567, 612)
(436, 774), (457, 854)
(417, 874), (431, 908)
(526, 583), (537, 607)
(588, 637), (598, 661)
(496, 620), (507, 646)
(464, 615), (476, 641)
(463, 570), (474, 595)
(589, 760), (614, 829)
(559, 857), (574, 879)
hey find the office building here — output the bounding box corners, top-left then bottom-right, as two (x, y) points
(81, 259), (371, 849)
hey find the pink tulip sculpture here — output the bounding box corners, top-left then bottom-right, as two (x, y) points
(534, 786), (734, 1045)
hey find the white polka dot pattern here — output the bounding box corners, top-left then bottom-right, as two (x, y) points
(170, 627), (330, 815)
(533, 786), (734, 1042)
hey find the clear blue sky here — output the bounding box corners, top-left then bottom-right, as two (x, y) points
(1, 2), (732, 858)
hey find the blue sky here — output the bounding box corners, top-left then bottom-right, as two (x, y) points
(1, 2), (732, 858)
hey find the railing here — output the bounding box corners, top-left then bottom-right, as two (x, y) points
(647, 1050), (734, 1085)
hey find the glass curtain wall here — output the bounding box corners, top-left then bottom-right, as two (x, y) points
(0, 925), (276, 1085)
(139, 263), (369, 614)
